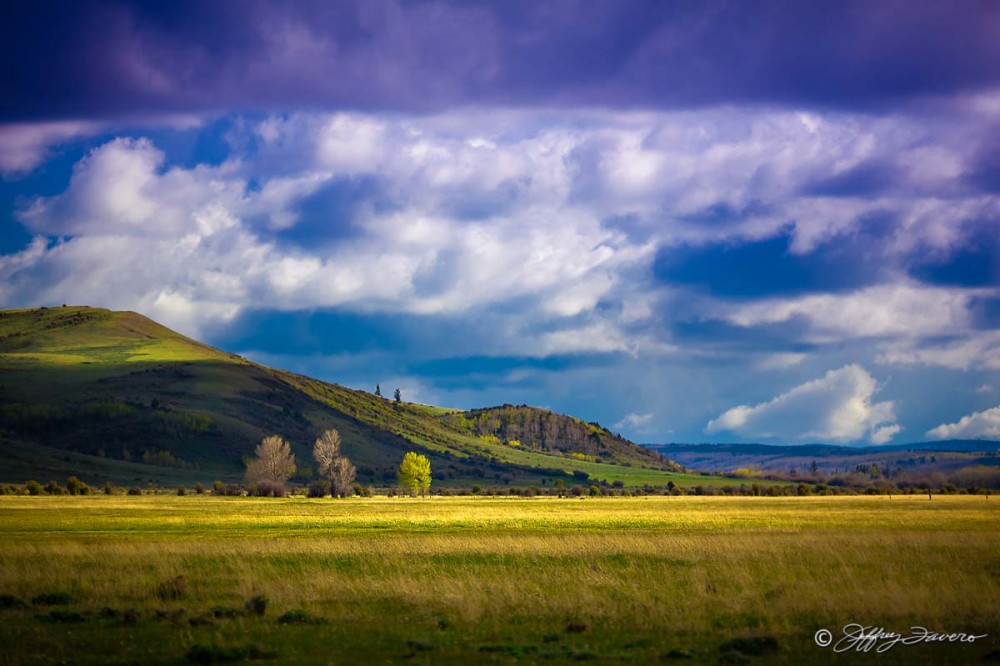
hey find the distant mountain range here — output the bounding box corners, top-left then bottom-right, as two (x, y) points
(0, 306), (689, 487)
(653, 440), (1000, 455)
(650, 441), (1000, 475)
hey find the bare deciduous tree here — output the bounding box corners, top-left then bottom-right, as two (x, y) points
(246, 435), (297, 486)
(331, 456), (357, 498)
(313, 428), (356, 498)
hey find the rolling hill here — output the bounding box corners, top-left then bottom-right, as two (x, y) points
(0, 305), (707, 488)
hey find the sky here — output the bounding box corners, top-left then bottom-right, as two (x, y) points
(2, 0), (1000, 445)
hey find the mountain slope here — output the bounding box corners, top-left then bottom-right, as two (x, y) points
(0, 306), (691, 487)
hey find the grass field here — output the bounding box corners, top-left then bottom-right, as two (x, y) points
(0, 495), (997, 665)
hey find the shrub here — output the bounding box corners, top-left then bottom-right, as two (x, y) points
(66, 476), (90, 495)
(104, 482), (115, 495)
(194, 483), (205, 495)
(244, 595), (268, 617)
(177, 486), (187, 496)
(352, 483), (372, 497)
(32, 592), (74, 606)
(277, 609), (325, 625)
(307, 480), (327, 498)
(25, 480), (42, 496)
(720, 636), (780, 657)
(0, 594), (28, 609)
(249, 480), (286, 497)
(212, 480), (226, 495)
(40, 609), (86, 623)
(43, 481), (67, 495)
(156, 575), (187, 601)
(186, 644), (277, 664)
(127, 487), (143, 496)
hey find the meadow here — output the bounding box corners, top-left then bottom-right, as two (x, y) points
(0, 495), (997, 665)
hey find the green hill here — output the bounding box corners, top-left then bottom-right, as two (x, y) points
(0, 306), (716, 488)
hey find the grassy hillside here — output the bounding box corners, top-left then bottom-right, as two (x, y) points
(0, 306), (717, 488)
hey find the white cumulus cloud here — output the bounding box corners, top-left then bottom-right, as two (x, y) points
(926, 406), (1000, 440)
(615, 412), (654, 432)
(705, 365), (900, 444)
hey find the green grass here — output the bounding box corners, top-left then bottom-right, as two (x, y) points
(0, 495), (996, 664)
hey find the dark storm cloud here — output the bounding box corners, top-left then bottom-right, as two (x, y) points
(3, 0), (1000, 120)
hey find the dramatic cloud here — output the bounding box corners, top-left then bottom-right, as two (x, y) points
(927, 406), (1000, 440)
(706, 365), (900, 444)
(3, 1), (1000, 120)
(4, 114), (655, 344)
(3, 106), (998, 367)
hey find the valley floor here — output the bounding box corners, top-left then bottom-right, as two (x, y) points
(0, 495), (997, 664)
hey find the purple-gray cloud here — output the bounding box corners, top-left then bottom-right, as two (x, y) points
(3, 0), (1000, 121)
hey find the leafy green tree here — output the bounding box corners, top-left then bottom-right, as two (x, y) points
(375, 384), (381, 397)
(398, 452), (431, 496)
(394, 388), (402, 404)
(245, 435), (296, 486)
(313, 428), (356, 498)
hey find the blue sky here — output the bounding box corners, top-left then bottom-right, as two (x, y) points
(2, 1), (1000, 444)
